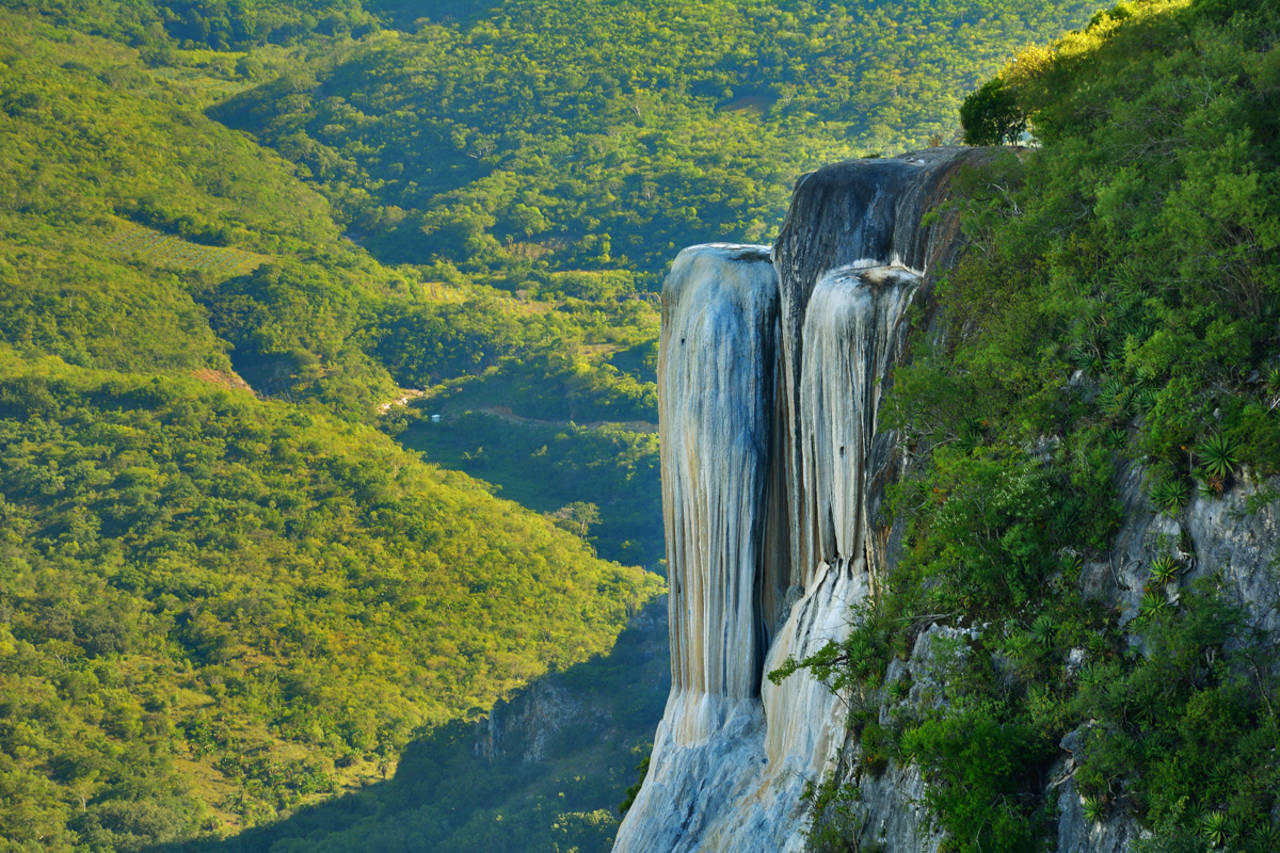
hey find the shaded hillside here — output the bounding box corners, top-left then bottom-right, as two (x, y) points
(150, 598), (669, 853)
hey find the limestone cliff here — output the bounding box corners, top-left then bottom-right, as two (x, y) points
(614, 146), (1280, 852)
(614, 149), (989, 853)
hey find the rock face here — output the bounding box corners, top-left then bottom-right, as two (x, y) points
(1041, 469), (1280, 853)
(476, 599), (668, 766)
(658, 244), (779, 712)
(616, 144), (1280, 853)
(614, 150), (989, 853)
(1089, 463), (1280, 639)
(771, 149), (986, 600)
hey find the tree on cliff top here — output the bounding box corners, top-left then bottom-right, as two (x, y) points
(959, 77), (1027, 145)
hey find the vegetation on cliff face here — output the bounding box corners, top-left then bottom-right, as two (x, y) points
(788, 1), (1280, 850)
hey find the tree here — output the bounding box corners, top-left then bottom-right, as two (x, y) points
(960, 78), (1027, 145)
(552, 501), (601, 539)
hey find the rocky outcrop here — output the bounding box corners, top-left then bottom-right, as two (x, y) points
(810, 464), (1280, 853)
(1044, 470), (1280, 851)
(617, 143), (1280, 853)
(658, 244), (779, 710)
(476, 596), (668, 765)
(614, 243), (786, 852)
(615, 150), (989, 853)
(1089, 464), (1280, 637)
(771, 149), (990, 598)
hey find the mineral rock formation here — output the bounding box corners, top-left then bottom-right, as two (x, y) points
(615, 150), (988, 852)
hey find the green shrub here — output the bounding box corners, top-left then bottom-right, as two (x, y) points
(1150, 478), (1187, 517)
(901, 704), (1050, 853)
(1196, 432), (1239, 490)
(959, 78), (1028, 145)
(860, 722), (895, 776)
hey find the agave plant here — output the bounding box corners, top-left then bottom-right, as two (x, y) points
(1138, 590), (1170, 622)
(1031, 613), (1056, 649)
(1133, 385), (1160, 412)
(1100, 377), (1127, 418)
(1201, 810), (1228, 848)
(1226, 813), (1245, 843)
(1249, 820), (1280, 850)
(1149, 554), (1181, 585)
(1082, 795), (1104, 823)
(1150, 477), (1186, 517)
(1068, 337), (1098, 370)
(1198, 432), (1240, 482)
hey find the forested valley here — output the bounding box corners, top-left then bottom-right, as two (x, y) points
(0, 0), (1103, 849)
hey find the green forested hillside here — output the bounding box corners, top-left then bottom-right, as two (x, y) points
(0, 352), (660, 846)
(213, 0), (1100, 278)
(0, 0), (1116, 849)
(0, 10), (663, 849)
(786, 1), (1280, 850)
(0, 8), (379, 405)
(151, 600), (670, 853)
(0, 1), (379, 50)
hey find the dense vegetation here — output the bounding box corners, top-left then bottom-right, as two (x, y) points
(0, 0), (1116, 847)
(783, 0), (1280, 850)
(0, 8), (665, 848)
(401, 414), (664, 568)
(0, 0), (381, 50)
(212, 0), (1100, 281)
(0, 352), (660, 846)
(155, 599), (668, 853)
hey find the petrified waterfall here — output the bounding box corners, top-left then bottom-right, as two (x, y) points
(660, 244), (778, 713)
(614, 149), (985, 852)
